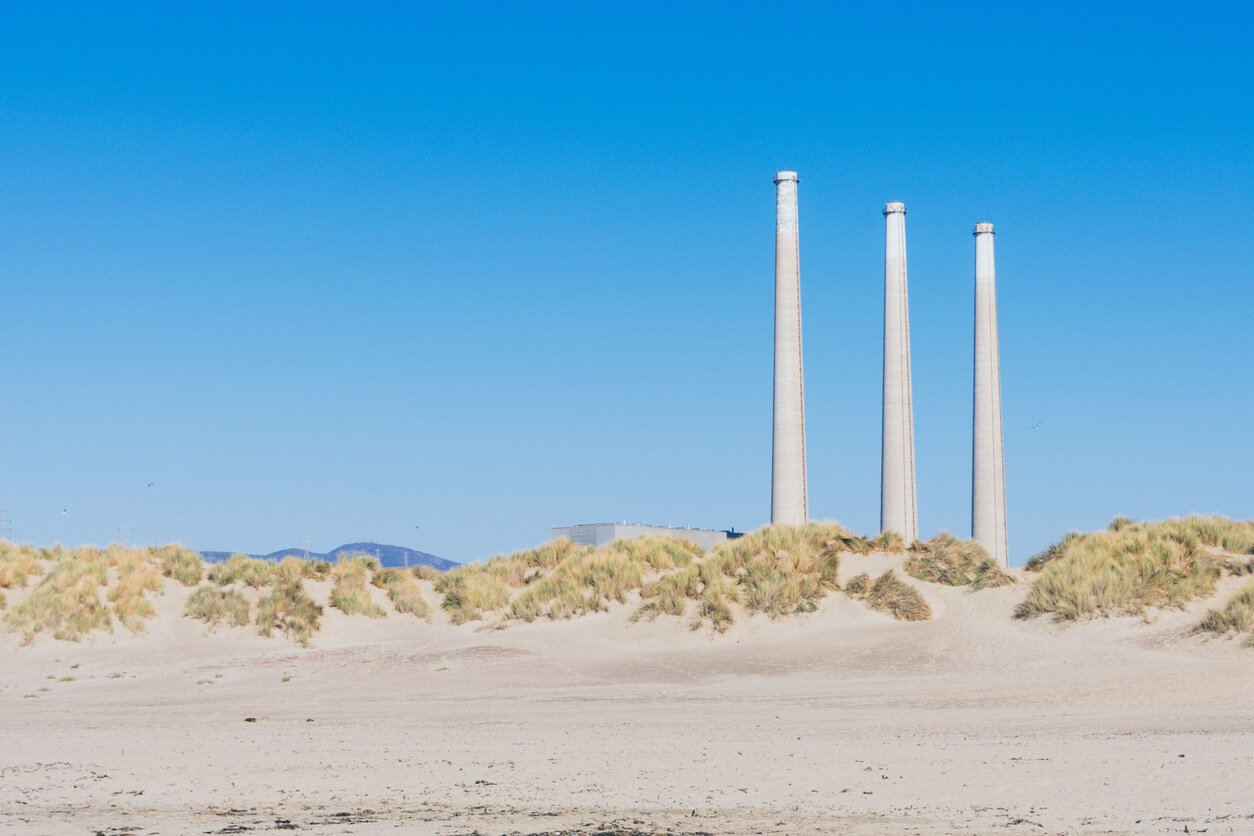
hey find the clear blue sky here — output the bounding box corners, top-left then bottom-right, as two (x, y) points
(1, 2), (1250, 565)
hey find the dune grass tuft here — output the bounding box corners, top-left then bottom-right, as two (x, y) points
(843, 573), (872, 598)
(864, 570), (932, 621)
(412, 565), (442, 582)
(108, 546), (163, 632)
(5, 548), (112, 644)
(870, 530), (906, 554)
(509, 538), (693, 622)
(1016, 516), (1254, 622)
(440, 535), (704, 624)
(0, 542), (46, 589)
(1025, 532), (1082, 571)
(633, 564), (701, 621)
(156, 545), (203, 586)
(634, 523), (853, 629)
(1198, 578), (1254, 636)
(634, 526), (826, 627)
(692, 574), (738, 632)
(444, 524), (868, 630)
(256, 565), (322, 646)
(329, 556), (386, 618)
(301, 560), (333, 581)
(905, 533), (1014, 590)
(209, 554), (276, 587)
(437, 568), (511, 624)
(373, 568), (431, 619)
(186, 586), (251, 627)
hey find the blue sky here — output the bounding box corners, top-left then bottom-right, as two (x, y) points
(0, 2), (1250, 565)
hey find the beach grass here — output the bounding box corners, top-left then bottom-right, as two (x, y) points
(905, 533), (1014, 590)
(329, 555), (386, 618)
(1017, 516), (1254, 621)
(108, 546), (163, 632)
(0, 542), (47, 589)
(843, 572), (871, 598)
(156, 545), (204, 586)
(864, 570), (932, 621)
(5, 548), (112, 644)
(441, 523), (924, 629)
(256, 561), (323, 646)
(185, 586), (251, 628)
(209, 554), (276, 587)
(1198, 578), (1254, 636)
(373, 568), (431, 619)
(437, 568), (511, 624)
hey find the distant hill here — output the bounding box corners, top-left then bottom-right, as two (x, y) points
(198, 542), (458, 572)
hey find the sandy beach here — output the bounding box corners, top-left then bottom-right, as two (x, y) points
(2, 554), (1251, 836)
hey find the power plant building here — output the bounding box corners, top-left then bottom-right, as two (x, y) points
(551, 522), (733, 552)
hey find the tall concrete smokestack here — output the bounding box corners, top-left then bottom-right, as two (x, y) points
(881, 201), (918, 543)
(771, 171), (807, 526)
(972, 222), (1008, 566)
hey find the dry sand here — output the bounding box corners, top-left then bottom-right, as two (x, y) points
(2, 555), (1252, 835)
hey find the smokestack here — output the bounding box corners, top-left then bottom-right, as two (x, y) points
(881, 201), (918, 543)
(771, 171), (807, 526)
(972, 222), (1008, 566)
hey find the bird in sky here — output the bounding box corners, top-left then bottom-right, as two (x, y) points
(147, 482), (155, 488)
(1029, 419), (1045, 430)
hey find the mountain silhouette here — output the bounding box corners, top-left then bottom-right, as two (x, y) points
(199, 541), (458, 571)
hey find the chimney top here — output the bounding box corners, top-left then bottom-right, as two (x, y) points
(774, 171), (799, 184)
(974, 222), (995, 235)
(883, 201), (906, 215)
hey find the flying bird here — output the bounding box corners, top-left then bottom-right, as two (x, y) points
(147, 482), (155, 488)
(1028, 419), (1044, 430)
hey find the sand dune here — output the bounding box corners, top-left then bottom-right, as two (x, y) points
(2, 550), (1252, 835)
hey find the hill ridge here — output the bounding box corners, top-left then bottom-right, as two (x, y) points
(198, 541), (457, 571)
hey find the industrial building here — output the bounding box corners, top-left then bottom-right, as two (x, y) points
(551, 522), (736, 552)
